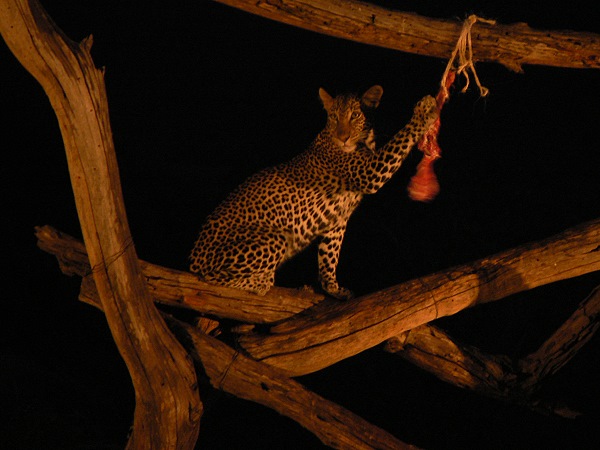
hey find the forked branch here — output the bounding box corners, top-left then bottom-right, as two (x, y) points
(385, 282), (600, 418)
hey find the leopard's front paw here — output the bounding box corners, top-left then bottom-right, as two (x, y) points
(414, 95), (439, 128)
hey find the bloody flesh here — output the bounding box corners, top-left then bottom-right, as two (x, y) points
(408, 70), (456, 202)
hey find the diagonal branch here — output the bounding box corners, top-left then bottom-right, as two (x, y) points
(37, 219), (600, 380)
(384, 279), (600, 419)
(0, 2), (201, 448)
(239, 219), (600, 376)
(172, 318), (417, 450)
(519, 285), (600, 389)
(213, 0), (600, 72)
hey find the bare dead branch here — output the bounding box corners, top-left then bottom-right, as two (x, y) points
(520, 285), (600, 389)
(71, 248), (417, 450)
(385, 324), (516, 397)
(35, 225), (323, 324)
(239, 219), (600, 376)
(174, 318), (418, 450)
(212, 0), (600, 72)
(0, 2), (201, 448)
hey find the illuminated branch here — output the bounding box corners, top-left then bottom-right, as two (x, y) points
(213, 0), (600, 72)
(0, 2), (201, 448)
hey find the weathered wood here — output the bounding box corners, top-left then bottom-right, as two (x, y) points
(38, 218), (600, 383)
(36, 225), (324, 324)
(520, 285), (600, 390)
(239, 219), (600, 376)
(213, 0), (600, 72)
(384, 285), (600, 418)
(385, 324), (516, 396)
(74, 252), (416, 449)
(0, 2), (201, 448)
(174, 319), (418, 450)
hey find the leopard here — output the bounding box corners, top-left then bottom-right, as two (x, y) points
(189, 86), (438, 300)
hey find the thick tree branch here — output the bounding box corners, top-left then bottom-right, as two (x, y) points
(173, 318), (417, 450)
(0, 2), (201, 448)
(239, 219), (600, 376)
(385, 280), (600, 419)
(50, 234), (415, 449)
(37, 219), (600, 382)
(213, 0), (600, 72)
(35, 225), (323, 324)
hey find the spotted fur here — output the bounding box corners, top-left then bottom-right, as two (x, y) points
(189, 87), (438, 299)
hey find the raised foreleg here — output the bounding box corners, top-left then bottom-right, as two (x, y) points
(343, 95), (439, 194)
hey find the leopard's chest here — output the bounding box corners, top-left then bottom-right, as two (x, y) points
(285, 187), (362, 248)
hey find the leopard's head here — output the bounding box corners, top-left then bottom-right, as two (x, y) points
(319, 85), (383, 152)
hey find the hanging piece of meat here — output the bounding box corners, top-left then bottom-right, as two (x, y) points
(408, 70), (456, 202)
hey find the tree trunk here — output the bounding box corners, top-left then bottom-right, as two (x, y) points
(0, 2), (201, 448)
(213, 0), (600, 72)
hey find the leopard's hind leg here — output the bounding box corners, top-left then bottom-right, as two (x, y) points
(199, 231), (288, 295)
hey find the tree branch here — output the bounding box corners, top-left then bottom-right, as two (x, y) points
(172, 318), (418, 450)
(35, 225), (323, 324)
(519, 285), (600, 390)
(384, 279), (600, 419)
(239, 219), (600, 376)
(0, 2), (201, 448)
(213, 0), (600, 72)
(37, 218), (600, 382)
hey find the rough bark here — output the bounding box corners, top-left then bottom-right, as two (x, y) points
(172, 318), (418, 450)
(212, 0), (600, 72)
(0, 2), (201, 448)
(35, 225), (323, 324)
(385, 281), (600, 418)
(37, 219), (600, 382)
(239, 219), (600, 376)
(49, 233), (415, 449)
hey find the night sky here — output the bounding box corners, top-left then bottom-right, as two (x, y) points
(2, 1), (600, 449)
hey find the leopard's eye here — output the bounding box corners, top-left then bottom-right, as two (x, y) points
(351, 111), (361, 119)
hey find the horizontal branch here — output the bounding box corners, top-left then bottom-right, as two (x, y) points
(50, 233), (414, 449)
(36, 220), (600, 382)
(213, 0), (600, 72)
(239, 219), (600, 376)
(35, 225), (323, 324)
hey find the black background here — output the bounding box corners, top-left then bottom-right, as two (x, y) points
(2, 1), (600, 449)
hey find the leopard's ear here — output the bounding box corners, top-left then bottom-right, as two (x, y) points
(319, 87), (334, 111)
(361, 85), (383, 109)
